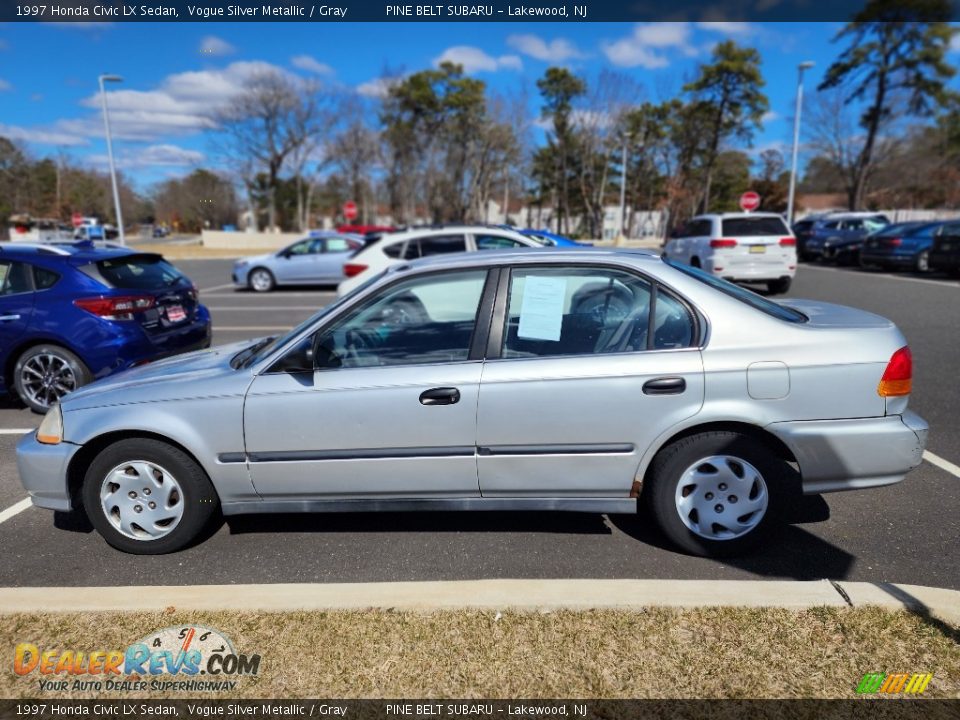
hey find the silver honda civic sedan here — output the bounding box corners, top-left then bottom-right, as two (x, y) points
(17, 249), (928, 556)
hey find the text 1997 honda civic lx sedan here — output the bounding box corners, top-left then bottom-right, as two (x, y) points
(17, 249), (928, 556)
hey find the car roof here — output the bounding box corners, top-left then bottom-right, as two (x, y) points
(0, 241), (144, 263)
(694, 212), (785, 219)
(387, 247), (661, 274)
(381, 225), (534, 241)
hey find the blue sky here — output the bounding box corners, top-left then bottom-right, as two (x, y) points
(1, 21), (958, 189)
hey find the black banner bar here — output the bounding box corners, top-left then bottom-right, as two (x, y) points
(0, 700), (958, 720)
(3, 0), (960, 23)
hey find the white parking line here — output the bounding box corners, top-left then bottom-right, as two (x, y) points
(0, 429), (32, 435)
(0, 498), (32, 526)
(215, 326), (293, 331)
(802, 264), (958, 289)
(198, 283), (237, 293)
(924, 450), (960, 479)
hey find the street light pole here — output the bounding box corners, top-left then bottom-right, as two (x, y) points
(787, 61), (814, 227)
(98, 74), (125, 246)
(618, 133), (630, 242)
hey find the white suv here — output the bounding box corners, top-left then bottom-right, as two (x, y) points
(337, 225), (542, 296)
(664, 213), (797, 294)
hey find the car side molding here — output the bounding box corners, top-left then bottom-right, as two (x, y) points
(220, 497), (638, 516)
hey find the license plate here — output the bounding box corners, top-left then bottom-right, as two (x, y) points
(166, 305), (187, 323)
(749, 245), (766, 254)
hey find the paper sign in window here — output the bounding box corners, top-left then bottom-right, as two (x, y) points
(517, 276), (567, 342)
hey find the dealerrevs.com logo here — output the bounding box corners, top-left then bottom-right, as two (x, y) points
(857, 672), (933, 695)
(13, 625), (261, 693)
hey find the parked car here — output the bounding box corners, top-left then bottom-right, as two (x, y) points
(18, 249), (926, 556)
(859, 221), (944, 272)
(662, 212), (797, 294)
(0, 242), (210, 412)
(519, 229), (588, 247)
(791, 215), (826, 258)
(337, 225), (543, 296)
(928, 220), (960, 276)
(232, 232), (364, 292)
(802, 213), (890, 263)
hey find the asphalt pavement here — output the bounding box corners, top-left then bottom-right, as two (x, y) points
(0, 259), (957, 589)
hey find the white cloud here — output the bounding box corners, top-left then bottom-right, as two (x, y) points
(356, 76), (400, 98)
(762, 111), (779, 124)
(89, 144), (204, 170)
(433, 46), (523, 73)
(950, 33), (960, 53)
(601, 23), (699, 69)
(506, 34), (586, 62)
(199, 35), (236, 57)
(291, 55), (335, 75)
(0, 79), (11, 92)
(0, 123), (88, 146)
(534, 109), (612, 131)
(49, 22), (113, 30)
(696, 22), (756, 36)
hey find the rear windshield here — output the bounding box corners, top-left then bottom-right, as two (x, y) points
(87, 255), (186, 290)
(721, 217), (790, 237)
(665, 259), (807, 323)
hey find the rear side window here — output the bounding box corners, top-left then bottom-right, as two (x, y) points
(721, 217), (789, 236)
(86, 255), (185, 290)
(32, 266), (60, 290)
(418, 235), (467, 256)
(0, 261), (32, 296)
(475, 234), (528, 250)
(666, 259), (807, 323)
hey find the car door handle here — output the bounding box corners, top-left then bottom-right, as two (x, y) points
(642, 377), (686, 395)
(419, 387), (460, 406)
(0, 314), (21, 322)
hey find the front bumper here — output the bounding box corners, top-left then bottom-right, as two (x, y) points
(768, 411), (928, 494)
(16, 432), (80, 511)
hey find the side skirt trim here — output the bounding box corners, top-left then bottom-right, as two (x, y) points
(221, 497), (638, 516)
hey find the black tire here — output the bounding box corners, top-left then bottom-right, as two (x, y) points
(81, 438), (219, 554)
(644, 431), (796, 557)
(248, 267), (276, 292)
(690, 257), (701, 269)
(766, 277), (792, 295)
(13, 344), (92, 413)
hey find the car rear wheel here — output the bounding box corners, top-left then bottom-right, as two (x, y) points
(645, 431), (794, 557)
(13, 344), (92, 413)
(766, 277), (792, 295)
(82, 438), (220, 554)
(248, 267), (276, 292)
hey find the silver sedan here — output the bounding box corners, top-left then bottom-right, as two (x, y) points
(18, 249), (928, 556)
(232, 233), (364, 292)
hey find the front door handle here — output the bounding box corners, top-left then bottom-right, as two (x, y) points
(0, 314), (21, 322)
(419, 387), (460, 406)
(642, 377), (686, 395)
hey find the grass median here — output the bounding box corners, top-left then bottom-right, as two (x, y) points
(2, 607), (958, 699)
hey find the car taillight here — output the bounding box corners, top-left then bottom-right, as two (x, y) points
(885, 238), (903, 247)
(779, 237), (796, 246)
(878, 346), (912, 397)
(710, 239), (737, 248)
(343, 263), (368, 278)
(74, 295), (156, 320)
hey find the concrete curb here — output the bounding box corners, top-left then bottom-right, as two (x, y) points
(0, 579), (956, 625)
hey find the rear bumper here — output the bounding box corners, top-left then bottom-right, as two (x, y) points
(16, 432), (78, 511)
(767, 411), (928, 494)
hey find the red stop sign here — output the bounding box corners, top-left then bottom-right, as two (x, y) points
(343, 201), (358, 221)
(739, 191), (761, 212)
(71, 212), (84, 228)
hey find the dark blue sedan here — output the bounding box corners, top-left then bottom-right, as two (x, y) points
(859, 221), (945, 273)
(0, 242), (210, 412)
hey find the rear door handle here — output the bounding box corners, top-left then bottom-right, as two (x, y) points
(419, 387), (460, 406)
(642, 377), (686, 395)
(0, 314), (21, 322)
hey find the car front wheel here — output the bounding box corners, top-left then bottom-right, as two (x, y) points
(645, 431), (795, 557)
(82, 438), (220, 554)
(14, 344), (92, 413)
(248, 267), (276, 292)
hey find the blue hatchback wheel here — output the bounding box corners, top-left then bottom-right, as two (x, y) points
(14, 344), (91, 413)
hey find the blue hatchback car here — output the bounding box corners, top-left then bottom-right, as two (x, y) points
(0, 242), (211, 412)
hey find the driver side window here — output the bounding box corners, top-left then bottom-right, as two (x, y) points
(313, 270), (488, 369)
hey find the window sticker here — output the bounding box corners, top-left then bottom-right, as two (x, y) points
(517, 275), (567, 342)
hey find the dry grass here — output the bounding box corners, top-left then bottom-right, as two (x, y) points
(1, 607), (957, 699)
(131, 243), (273, 260)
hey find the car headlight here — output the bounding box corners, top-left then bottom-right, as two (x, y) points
(36, 403), (63, 445)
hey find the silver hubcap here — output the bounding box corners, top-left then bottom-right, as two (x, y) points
(20, 353), (77, 408)
(100, 461), (184, 541)
(917, 252), (929, 272)
(674, 455), (768, 540)
(251, 271), (272, 291)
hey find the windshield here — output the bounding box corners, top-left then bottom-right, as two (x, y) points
(665, 259), (807, 323)
(234, 269), (389, 368)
